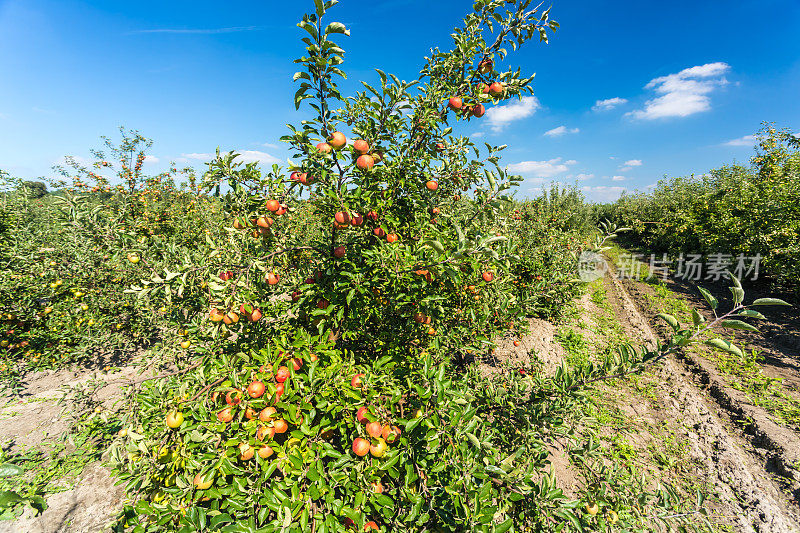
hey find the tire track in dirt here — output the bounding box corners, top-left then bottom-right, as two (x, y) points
(604, 270), (800, 532)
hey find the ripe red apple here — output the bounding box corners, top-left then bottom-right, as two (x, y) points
(351, 373), (365, 388)
(316, 142), (332, 154)
(334, 211), (351, 225)
(291, 357), (303, 371)
(426, 180), (438, 191)
(238, 442), (254, 461)
(223, 311), (239, 325)
(226, 390), (242, 406)
(249, 308), (262, 322)
(248, 380), (265, 398)
(489, 82), (503, 96)
(435, 142), (445, 151)
(300, 173), (315, 185)
(291, 290), (300, 302)
(329, 131), (347, 149)
(366, 210), (378, 221)
(334, 246), (346, 259)
(478, 58), (493, 74)
(273, 419), (288, 434)
(266, 199), (280, 212)
(259, 406), (277, 422)
(353, 139), (370, 154)
(274, 382), (285, 402)
(317, 298), (329, 309)
(364, 521), (379, 531)
(244, 406), (258, 420)
(382, 425), (401, 443)
(373, 227), (386, 238)
(275, 366), (291, 383)
(266, 272), (279, 285)
(193, 473), (214, 490)
(366, 421), (382, 439)
(350, 212), (364, 226)
(472, 104), (486, 117)
(209, 308), (225, 322)
(257, 216), (273, 228)
(431, 207), (440, 215)
(356, 154), (374, 170)
(356, 406), (370, 425)
(371, 480), (384, 494)
(258, 445), (274, 459)
(448, 97), (463, 110)
(217, 407), (234, 423)
(482, 271), (494, 282)
(386, 233), (398, 243)
(371, 151), (383, 163)
(352, 437), (370, 457)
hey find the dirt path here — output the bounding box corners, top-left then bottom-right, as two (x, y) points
(604, 269), (800, 532)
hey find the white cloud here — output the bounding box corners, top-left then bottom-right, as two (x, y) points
(544, 125), (579, 137)
(181, 153), (214, 161)
(507, 157), (576, 178)
(235, 150), (281, 165)
(619, 159), (642, 171)
(575, 173), (594, 181)
(485, 96), (540, 132)
(722, 135), (756, 147)
(581, 185), (627, 203)
(627, 62), (730, 120)
(592, 97), (627, 111)
(143, 155), (159, 164)
(262, 142), (281, 149)
(611, 175), (626, 181)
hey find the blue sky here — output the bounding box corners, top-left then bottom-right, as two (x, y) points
(1, 0), (798, 202)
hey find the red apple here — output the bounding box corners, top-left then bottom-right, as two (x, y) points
(356, 154), (374, 170)
(328, 131), (347, 149)
(366, 421), (383, 439)
(334, 246), (346, 259)
(247, 380), (265, 398)
(275, 366), (291, 383)
(448, 97), (462, 110)
(352, 437), (370, 457)
(353, 139), (370, 154)
(351, 373), (365, 388)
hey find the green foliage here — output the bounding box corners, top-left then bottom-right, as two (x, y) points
(606, 123), (800, 294)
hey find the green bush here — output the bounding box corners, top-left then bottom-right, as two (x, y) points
(606, 124), (800, 294)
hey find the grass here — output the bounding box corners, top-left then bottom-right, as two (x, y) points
(552, 275), (722, 532)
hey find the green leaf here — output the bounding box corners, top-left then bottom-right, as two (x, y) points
(705, 338), (743, 357)
(467, 433), (481, 449)
(0, 464), (23, 477)
(738, 309), (765, 319)
(324, 22), (349, 36)
(719, 319), (759, 333)
(0, 490), (24, 508)
(656, 313), (679, 330)
(691, 309), (705, 327)
(697, 287), (718, 310)
(751, 298), (790, 307)
(313, 0), (325, 18)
